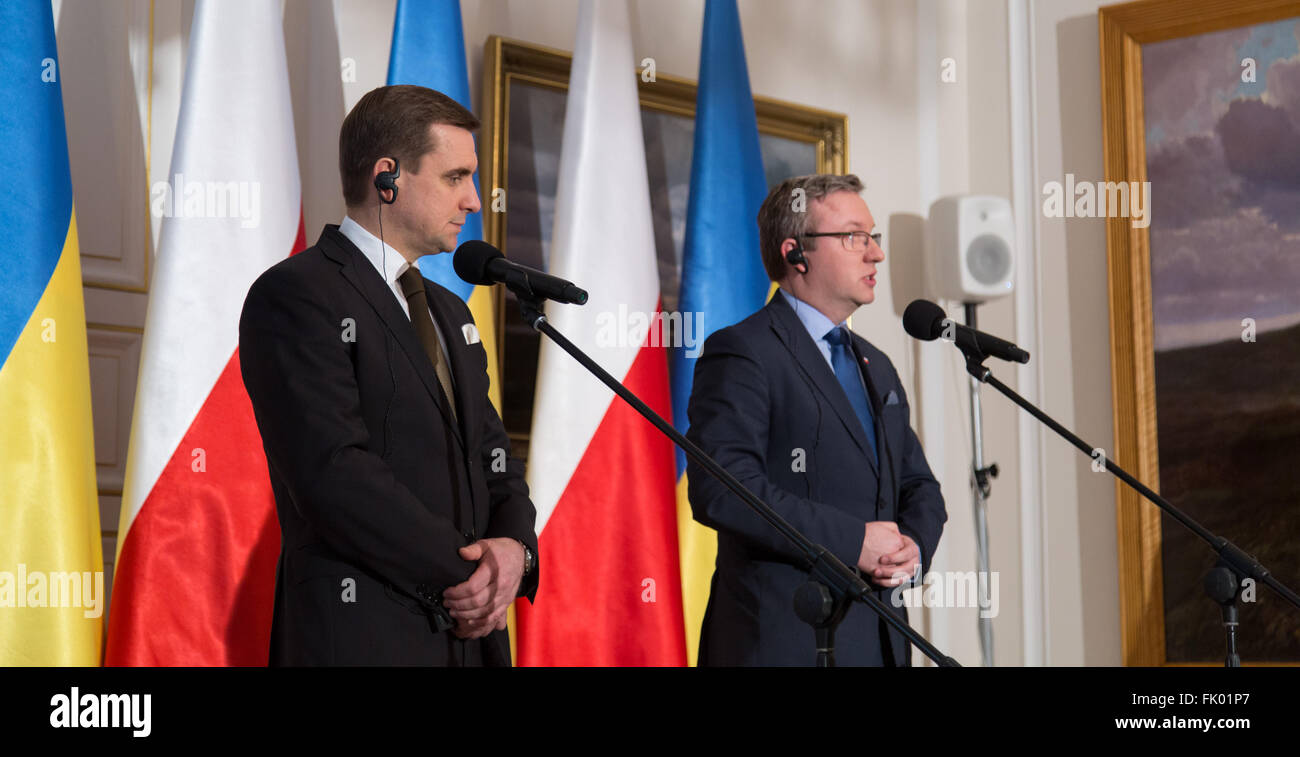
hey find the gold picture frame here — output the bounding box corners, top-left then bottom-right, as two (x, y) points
(1099, 0), (1300, 666)
(477, 36), (849, 452)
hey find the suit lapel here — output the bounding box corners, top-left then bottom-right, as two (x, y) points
(850, 335), (890, 501)
(849, 336), (886, 423)
(319, 226), (464, 449)
(767, 294), (878, 475)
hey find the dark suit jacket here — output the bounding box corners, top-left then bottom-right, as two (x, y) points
(686, 292), (945, 666)
(239, 224), (538, 666)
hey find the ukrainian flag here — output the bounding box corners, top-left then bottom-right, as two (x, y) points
(387, 0), (501, 409)
(0, 1), (103, 665)
(672, 0), (769, 666)
(387, 0), (520, 658)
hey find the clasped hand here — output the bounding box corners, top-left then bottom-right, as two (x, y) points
(442, 537), (525, 639)
(858, 521), (920, 588)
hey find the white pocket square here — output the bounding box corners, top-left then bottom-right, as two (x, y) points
(461, 323), (480, 345)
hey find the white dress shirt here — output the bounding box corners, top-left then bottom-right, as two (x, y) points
(780, 288), (844, 370)
(340, 215), (417, 318)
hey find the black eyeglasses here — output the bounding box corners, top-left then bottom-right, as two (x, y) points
(800, 231), (882, 251)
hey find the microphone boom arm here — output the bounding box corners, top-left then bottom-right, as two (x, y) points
(964, 357), (1300, 631)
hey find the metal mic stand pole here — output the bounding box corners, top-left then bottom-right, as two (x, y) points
(962, 303), (996, 667)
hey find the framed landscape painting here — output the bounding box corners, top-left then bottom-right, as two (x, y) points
(1100, 0), (1300, 665)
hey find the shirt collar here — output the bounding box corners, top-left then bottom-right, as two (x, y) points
(780, 288), (846, 342)
(339, 215), (411, 286)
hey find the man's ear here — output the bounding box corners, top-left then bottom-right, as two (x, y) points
(781, 238), (808, 275)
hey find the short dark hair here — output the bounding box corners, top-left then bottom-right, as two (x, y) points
(756, 173), (865, 281)
(338, 85), (480, 207)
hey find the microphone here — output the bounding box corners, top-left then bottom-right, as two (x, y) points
(453, 240), (588, 305)
(903, 299), (1030, 364)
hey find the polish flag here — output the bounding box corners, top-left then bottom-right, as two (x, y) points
(105, 0), (303, 666)
(514, 0), (687, 666)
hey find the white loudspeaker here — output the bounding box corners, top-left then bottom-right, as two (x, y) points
(925, 195), (1015, 304)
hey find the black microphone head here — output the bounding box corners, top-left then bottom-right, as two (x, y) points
(903, 299), (947, 341)
(453, 240), (504, 285)
(565, 285), (589, 306)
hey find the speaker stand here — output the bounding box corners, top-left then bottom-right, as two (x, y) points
(964, 302), (997, 666)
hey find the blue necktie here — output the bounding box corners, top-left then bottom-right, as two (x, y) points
(825, 327), (878, 464)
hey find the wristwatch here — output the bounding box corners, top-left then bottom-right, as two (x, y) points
(516, 539), (536, 577)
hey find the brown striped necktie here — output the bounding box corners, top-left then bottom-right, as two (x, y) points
(398, 267), (457, 424)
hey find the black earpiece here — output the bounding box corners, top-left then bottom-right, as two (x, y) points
(374, 158), (400, 283)
(374, 158), (400, 204)
(785, 237), (807, 271)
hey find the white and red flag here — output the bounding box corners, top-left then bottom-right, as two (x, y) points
(514, 0), (687, 666)
(106, 0), (303, 665)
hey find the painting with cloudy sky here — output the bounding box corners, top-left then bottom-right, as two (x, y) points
(1142, 16), (1300, 662)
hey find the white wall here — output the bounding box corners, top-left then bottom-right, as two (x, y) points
(940, 0), (1123, 667)
(1025, 0), (1122, 667)
(60, 0), (1125, 666)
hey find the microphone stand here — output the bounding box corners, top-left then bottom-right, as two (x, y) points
(514, 292), (960, 667)
(957, 348), (1300, 666)
(962, 303), (997, 667)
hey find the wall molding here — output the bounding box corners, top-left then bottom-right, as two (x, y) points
(1008, 0), (1047, 667)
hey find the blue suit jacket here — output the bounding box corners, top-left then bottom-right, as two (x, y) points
(686, 293), (946, 666)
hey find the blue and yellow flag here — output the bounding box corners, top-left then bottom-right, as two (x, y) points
(387, 0), (500, 408)
(0, 1), (103, 665)
(672, 0), (769, 666)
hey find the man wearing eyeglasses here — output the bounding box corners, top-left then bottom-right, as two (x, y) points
(686, 173), (947, 666)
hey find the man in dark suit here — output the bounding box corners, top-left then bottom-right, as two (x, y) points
(687, 173), (946, 666)
(239, 85), (537, 666)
